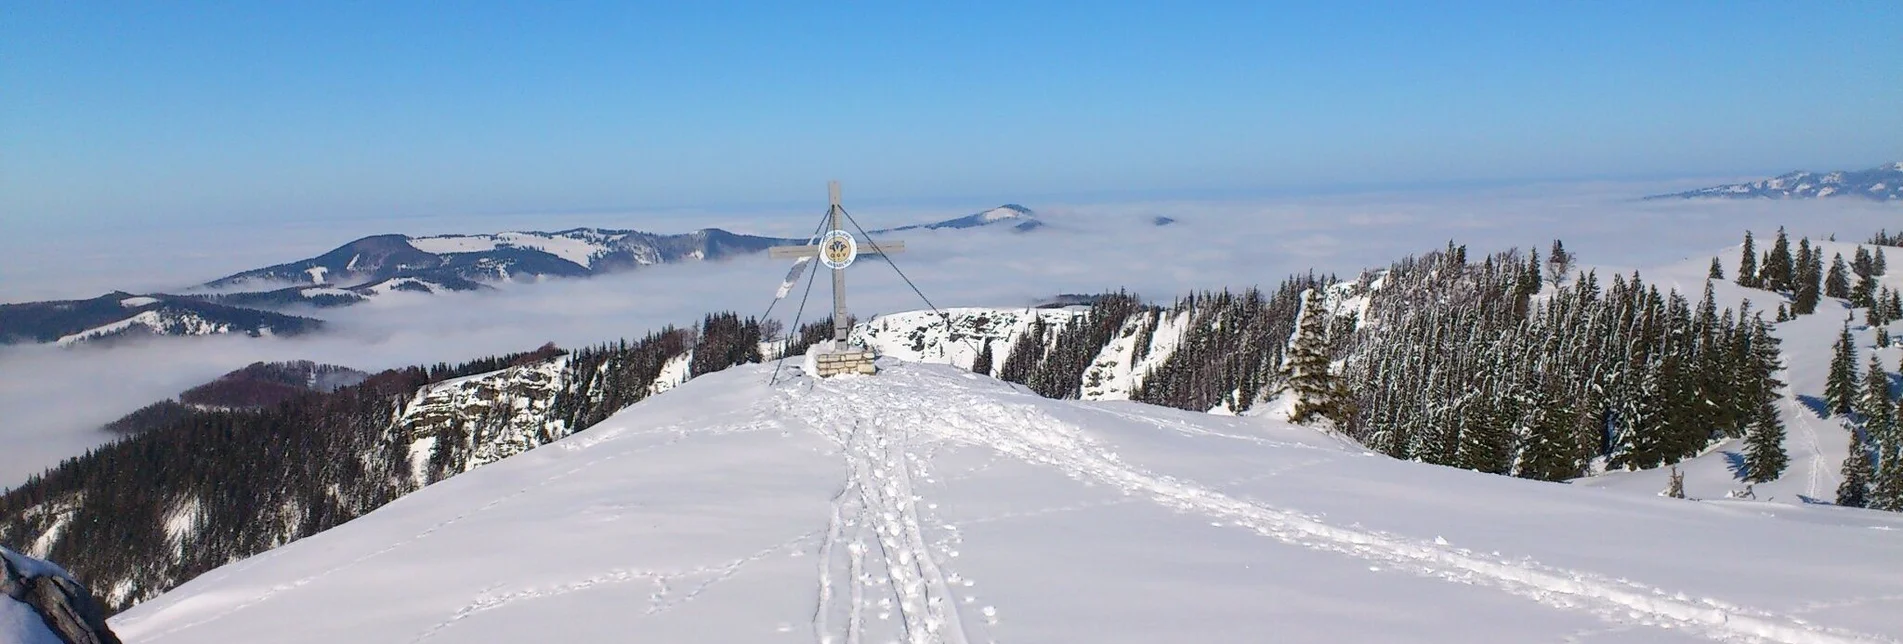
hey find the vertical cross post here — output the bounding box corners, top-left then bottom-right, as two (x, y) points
(829, 181), (848, 350)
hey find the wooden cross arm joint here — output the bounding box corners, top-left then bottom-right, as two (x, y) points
(768, 240), (906, 259)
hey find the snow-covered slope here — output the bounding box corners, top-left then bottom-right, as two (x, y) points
(112, 362), (1903, 643)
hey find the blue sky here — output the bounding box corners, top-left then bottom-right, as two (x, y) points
(3, 1), (1899, 228)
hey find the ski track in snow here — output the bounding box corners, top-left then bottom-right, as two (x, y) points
(1788, 395), (1835, 502)
(409, 530), (823, 643)
(793, 376), (977, 644)
(786, 366), (1894, 644)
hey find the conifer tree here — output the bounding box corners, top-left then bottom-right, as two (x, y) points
(1741, 320), (1788, 482)
(997, 316), (1046, 385)
(1858, 355), (1894, 443)
(1853, 246), (1874, 278)
(1837, 428), (1873, 508)
(1285, 289), (1339, 425)
(1854, 272), (1879, 309)
(1737, 231), (1759, 288)
(1546, 239), (1573, 287)
(1868, 293), (1891, 327)
(1707, 257), (1723, 280)
(1515, 376), (1583, 481)
(1794, 239), (1822, 314)
(1877, 247), (1889, 276)
(1826, 253), (1851, 299)
(1743, 401), (1788, 483)
(1765, 226), (1794, 292)
(1826, 324), (1859, 415)
(1872, 443), (1903, 512)
(971, 339), (995, 376)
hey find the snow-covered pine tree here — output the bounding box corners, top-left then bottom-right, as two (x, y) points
(1765, 227), (1794, 292)
(1285, 289), (1339, 425)
(1872, 443), (1903, 512)
(1743, 398), (1789, 483)
(1857, 354), (1895, 445)
(1741, 317), (1789, 482)
(1707, 256), (1724, 280)
(1794, 239), (1822, 314)
(1855, 271), (1880, 311)
(1826, 324), (1859, 415)
(1827, 253), (1851, 299)
(1868, 292), (1892, 327)
(1837, 427), (1873, 508)
(1515, 375), (1583, 481)
(1876, 247), (1889, 276)
(1737, 231), (1760, 288)
(1608, 363), (1665, 471)
(1882, 395), (1903, 511)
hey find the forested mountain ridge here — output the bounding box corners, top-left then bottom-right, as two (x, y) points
(0, 293), (322, 346)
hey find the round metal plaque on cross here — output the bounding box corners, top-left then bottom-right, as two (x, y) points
(819, 230), (857, 270)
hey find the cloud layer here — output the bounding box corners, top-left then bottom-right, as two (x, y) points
(4, 185), (1899, 488)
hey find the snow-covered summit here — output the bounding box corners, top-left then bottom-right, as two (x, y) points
(882, 204), (1043, 233)
(112, 362), (1903, 643)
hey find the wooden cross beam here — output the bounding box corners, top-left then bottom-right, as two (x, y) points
(767, 181), (906, 350)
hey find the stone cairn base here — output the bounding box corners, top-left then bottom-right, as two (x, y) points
(814, 348), (878, 377)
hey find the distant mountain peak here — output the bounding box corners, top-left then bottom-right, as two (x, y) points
(1647, 162), (1903, 201)
(883, 204), (1043, 233)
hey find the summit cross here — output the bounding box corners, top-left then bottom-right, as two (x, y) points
(768, 181), (906, 352)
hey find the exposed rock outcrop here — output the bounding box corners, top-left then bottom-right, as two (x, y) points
(1, 547), (121, 644)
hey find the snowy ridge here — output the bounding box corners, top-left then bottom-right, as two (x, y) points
(110, 362), (1903, 643)
(1649, 163), (1903, 201)
(408, 230), (629, 270)
(55, 310), (237, 347)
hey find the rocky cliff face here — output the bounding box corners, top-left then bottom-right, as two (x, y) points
(390, 358), (572, 488)
(2, 547), (122, 644)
